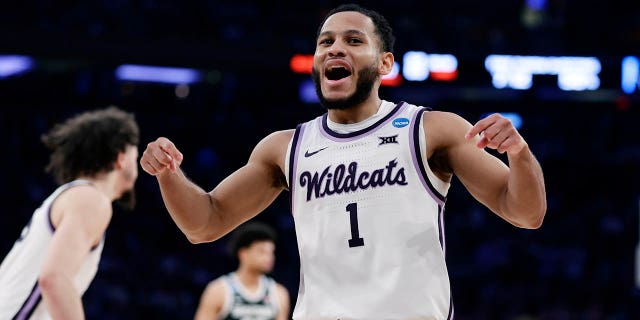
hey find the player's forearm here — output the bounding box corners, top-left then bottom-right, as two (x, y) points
(157, 168), (218, 243)
(503, 145), (547, 228)
(39, 273), (85, 320)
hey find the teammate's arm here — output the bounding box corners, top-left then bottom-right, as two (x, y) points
(39, 186), (112, 320)
(140, 130), (293, 243)
(425, 111), (546, 228)
(275, 283), (291, 320)
(194, 280), (225, 320)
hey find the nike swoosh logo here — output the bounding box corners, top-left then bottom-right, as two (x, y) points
(304, 147), (327, 157)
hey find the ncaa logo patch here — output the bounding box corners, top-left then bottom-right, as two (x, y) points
(392, 118), (410, 128)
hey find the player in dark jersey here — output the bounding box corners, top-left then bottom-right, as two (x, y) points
(194, 222), (290, 320)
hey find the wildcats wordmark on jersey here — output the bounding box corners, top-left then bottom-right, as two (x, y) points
(299, 159), (408, 201)
(286, 100), (454, 320)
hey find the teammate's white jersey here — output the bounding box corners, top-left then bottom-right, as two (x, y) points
(286, 101), (453, 320)
(0, 180), (105, 320)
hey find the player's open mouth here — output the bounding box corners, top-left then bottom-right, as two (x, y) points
(325, 66), (352, 81)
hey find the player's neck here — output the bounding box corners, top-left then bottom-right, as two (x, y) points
(235, 266), (262, 290)
(327, 95), (382, 124)
(78, 174), (118, 201)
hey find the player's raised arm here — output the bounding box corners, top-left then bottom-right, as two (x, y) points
(140, 130), (293, 243)
(140, 137), (184, 175)
(426, 111), (546, 228)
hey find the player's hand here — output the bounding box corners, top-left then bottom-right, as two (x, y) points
(140, 137), (184, 176)
(465, 113), (527, 155)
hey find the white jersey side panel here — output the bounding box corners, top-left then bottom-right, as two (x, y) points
(288, 101), (452, 320)
(0, 180), (105, 320)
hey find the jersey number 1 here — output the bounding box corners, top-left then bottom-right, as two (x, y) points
(346, 203), (364, 247)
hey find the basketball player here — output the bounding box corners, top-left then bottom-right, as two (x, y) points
(140, 4), (546, 319)
(194, 221), (290, 320)
(0, 106), (140, 320)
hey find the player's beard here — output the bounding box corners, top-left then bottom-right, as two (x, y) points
(115, 189), (136, 211)
(115, 167), (137, 210)
(312, 62), (378, 110)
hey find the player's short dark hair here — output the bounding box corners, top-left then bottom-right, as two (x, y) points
(317, 3), (395, 53)
(41, 106), (140, 184)
(228, 221), (277, 258)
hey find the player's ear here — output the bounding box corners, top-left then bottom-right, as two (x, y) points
(115, 151), (127, 170)
(237, 247), (247, 262)
(378, 52), (394, 76)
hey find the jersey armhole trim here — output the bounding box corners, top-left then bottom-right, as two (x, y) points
(409, 107), (447, 206)
(11, 281), (42, 320)
(47, 180), (104, 251)
(287, 123), (305, 214)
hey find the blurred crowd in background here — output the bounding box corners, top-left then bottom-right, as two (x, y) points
(1, 1), (639, 319)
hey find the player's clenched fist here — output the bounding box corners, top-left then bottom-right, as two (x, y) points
(465, 113), (527, 155)
(140, 137), (184, 175)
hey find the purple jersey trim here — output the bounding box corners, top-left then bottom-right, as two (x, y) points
(46, 205), (55, 232)
(12, 282), (41, 320)
(409, 108), (446, 205)
(288, 124), (305, 214)
(440, 206), (454, 320)
(318, 102), (406, 142)
(438, 204), (446, 254)
(47, 180), (103, 251)
(47, 180), (93, 232)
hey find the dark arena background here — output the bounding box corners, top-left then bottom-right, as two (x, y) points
(1, 1), (639, 319)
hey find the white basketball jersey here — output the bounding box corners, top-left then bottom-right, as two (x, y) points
(0, 180), (105, 320)
(286, 101), (453, 320)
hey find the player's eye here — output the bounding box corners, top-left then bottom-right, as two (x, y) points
(318, 38), (333, 45)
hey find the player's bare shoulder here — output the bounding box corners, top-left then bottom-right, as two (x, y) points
(249, 130), (295, 188)
(194, 278), (227, 319)
(274, 282), (291, 320)
(250, 129), (295, 176)
(422, 110), (473, 152)
(275, 282), (290, 300)
(262, 129), (296, 148)
(50, 184), (112, 226)
(205, 277), (228, 298)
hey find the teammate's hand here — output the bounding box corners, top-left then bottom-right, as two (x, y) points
(140, 137), (184, 176)
(465, 113), (527, 155)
